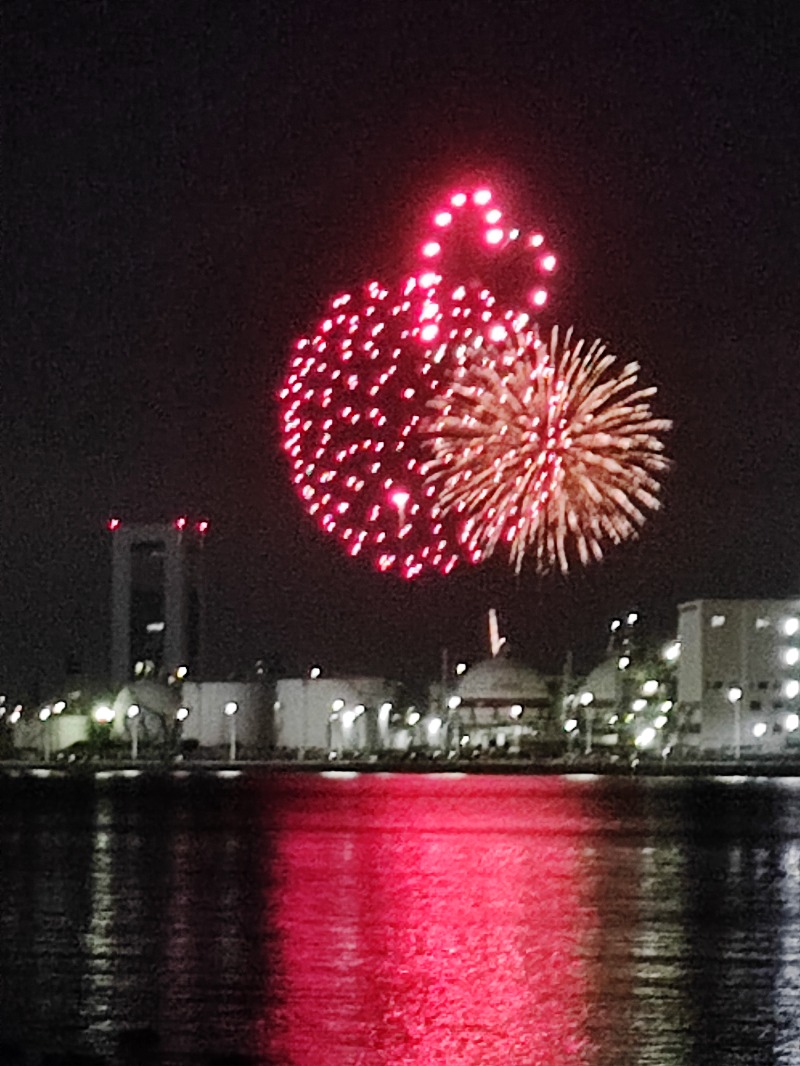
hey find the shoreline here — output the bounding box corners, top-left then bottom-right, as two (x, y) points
(3, 757), (800, 778)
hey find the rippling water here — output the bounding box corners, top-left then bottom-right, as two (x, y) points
(0, 772), (799, 1064)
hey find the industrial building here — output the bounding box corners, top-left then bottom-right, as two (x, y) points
(677, 598), (800, 755)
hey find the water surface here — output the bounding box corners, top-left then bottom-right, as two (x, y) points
(0, 772), (798, 1064)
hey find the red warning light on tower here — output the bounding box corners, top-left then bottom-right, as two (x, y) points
(175, 516), (188, 532)
(196, 520), (209, 535)
(107, 517), (121, 531)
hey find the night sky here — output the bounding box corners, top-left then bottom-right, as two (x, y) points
(4, 1), (800, 696)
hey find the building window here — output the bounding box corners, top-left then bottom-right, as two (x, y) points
(773, 702), (785, 711)
(755, 618), (770, 630)
(712, 681), (723, 690)
(758, 681), (768, 690)
(710, 615), (726, 628)
(750, 701), (761, 711)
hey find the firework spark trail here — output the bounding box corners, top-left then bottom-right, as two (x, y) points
(421, 326), (672, 573)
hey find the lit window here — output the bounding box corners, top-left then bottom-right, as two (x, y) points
(785, 680), (800, 700)
(784, 648), (800, 666)
(710, 615), (726, 628)
(755, 618), (770, 631)
(752, 722), (767, 738)
(783, 618), (800, 637)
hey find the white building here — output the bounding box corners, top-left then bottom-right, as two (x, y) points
(447, 657), (558, 755)
(677, 598), (800, 754)
(179, 681), (272, 753)
(274, 677), (402, 756)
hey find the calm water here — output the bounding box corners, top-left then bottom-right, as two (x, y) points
(0, 771), (799, 1064)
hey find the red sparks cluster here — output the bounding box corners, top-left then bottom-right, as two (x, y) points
(279, 186), (558, 579)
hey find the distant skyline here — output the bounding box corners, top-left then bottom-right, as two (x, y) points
(4, 2), (800, 695)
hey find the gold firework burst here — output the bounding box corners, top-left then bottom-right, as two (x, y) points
(421, 326), (672, 573)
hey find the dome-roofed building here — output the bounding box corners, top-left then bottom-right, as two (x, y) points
(450, 654), (561, 756)
(577, 657), (620, 709)
(570, 656), (627, 750)
(457, 656), (551, 704)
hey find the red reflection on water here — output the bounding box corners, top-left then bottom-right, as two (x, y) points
(260, 774), (600, 1065)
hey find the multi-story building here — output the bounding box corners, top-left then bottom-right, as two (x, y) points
(677, 598), (800, 755)
(109, 520), (207, 684)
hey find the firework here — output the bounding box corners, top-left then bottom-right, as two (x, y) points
(421, 326), (671, 574)
(279, 187), (556, 579)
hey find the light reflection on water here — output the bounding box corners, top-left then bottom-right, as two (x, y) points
(0, 774), (798, 1064)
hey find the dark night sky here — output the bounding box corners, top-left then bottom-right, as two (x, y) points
(4, 1), (800, 695)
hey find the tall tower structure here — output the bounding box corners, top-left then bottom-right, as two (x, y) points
(108, 519), (207, 685)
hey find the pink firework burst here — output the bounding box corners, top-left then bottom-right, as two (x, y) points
(280, 187), (557, 579)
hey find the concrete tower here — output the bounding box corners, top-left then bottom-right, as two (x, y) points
(109, 519), (207, 685)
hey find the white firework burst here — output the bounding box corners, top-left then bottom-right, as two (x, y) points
(421, 326), (672, 573)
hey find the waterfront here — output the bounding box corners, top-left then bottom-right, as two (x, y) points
(1, 773), (799, 1064)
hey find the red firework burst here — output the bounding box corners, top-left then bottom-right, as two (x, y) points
(280, 186), (557, 579)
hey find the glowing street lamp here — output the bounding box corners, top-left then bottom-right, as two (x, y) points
(39, 707), (52, 762)
(224, 701), (238, 762)
(127, 704), (141, 760)
(727, 686), (743, 759)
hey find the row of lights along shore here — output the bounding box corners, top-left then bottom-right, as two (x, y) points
(6, 695), (239, 763)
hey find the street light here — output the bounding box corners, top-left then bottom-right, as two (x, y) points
(39, 707), (52, 762)
(127, 704), (140, 760)
(224, 701), (238, 762)
(728, 686), (743, 759)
